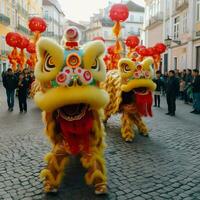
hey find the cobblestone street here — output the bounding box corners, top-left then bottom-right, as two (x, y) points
(0, 84), (200, 200)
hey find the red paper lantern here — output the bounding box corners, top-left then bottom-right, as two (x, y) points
(107, 45), (115, 54)
(92, 37), (105, 43)
(17, 36), (29, 50)
(125, 36), (140, 48)
(146, 47), (156, 56)
(6, 32), (21, 48)
(28, 17), (47, 33)
(135, 45), (146, 54)
(26, 42), (36, 54)
(139, 48), (148, 57)
(109, 4), (129, 22)
(154, 43), (166, 54)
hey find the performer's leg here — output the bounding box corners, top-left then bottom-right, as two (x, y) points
(40, 144), (69, 192)
(121, 112), (135, 142)
(80, 120), (107, 195)
(132, 114), (149, 136)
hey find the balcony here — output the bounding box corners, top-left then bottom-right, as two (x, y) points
(0, 13), (10, 26)
(146, 12), (163, 29)
(17, 24), (29, 34)
(175, 0), (188, 12)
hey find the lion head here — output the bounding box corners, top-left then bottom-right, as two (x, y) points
(34, 36), (109, 121)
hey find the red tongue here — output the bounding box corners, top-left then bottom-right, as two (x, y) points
(57, 111), (93, 155)
(135, 92), (153, 117)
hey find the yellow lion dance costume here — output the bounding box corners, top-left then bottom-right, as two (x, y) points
(102, 57), (156, 142)
(33, 27), (109, 194)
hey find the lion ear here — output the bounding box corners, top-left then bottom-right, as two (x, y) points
(82, 40), (105, 68)
(141, 57), (154, 71)
(35, 37), (65, 82)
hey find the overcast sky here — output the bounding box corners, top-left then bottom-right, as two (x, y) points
(58, 0), (145, 22)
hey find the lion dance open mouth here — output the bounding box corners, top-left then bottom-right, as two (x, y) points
(34, 27), (109, 194)
(101, 57), (156, 142)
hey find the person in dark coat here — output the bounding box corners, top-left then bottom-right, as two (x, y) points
(191, 69), (200, 114)
(17, 73), (29, 113)
(184, 69), (193, 104)
(3, 68), (17, 111)
(153, 70), (164, 107)
(165, 70), (179, 116)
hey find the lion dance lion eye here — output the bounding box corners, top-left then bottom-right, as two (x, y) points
(91, 59), (100, 72)
(44, 53), (55, 72)
(121, 63), (131, 72)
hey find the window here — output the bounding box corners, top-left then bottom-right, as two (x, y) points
(140, 16), (143, 22)
(104, 31), (108, 38)
(1, 0), (5, 14)
(45, 10), (48, 18)
(182, 12), (188, 33)
(197, 0), (200, 22)
(130, 14), (134, 22)
(174, 16), (180, 40)
(174, 57), (178, 70)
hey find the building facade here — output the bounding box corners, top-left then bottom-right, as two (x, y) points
(0, 0), (42, 76)
(85, 1), (144, 51)
(43, 0), (65, 44)
(144, 0), (200, 72)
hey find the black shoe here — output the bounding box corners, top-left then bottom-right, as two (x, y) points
(20, 110), (23, 113)
(10, 108), (13, 112)
(170, 113), (175, 116)
(153, 105), (157, 107)
(158, 105), (160, 108)
(165, 112), (171, 115)
(193, 111), (200, 114)
(190, 110), (196, 113)
(24, 110), (27, 113)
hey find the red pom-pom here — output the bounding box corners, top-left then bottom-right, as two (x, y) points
(125, 36), (140, 48)
(109, 4), (129, 22)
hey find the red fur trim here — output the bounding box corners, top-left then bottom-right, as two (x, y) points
(135, 92), (153, 117)
(57, 112), (93, 155)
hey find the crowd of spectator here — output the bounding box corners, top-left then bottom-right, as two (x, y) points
(153, 68), (200, 116)
(2, 68), (35, 113)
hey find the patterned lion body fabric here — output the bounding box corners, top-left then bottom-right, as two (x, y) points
(102, 57), (156, 142)
(34, 27), (109, 194)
